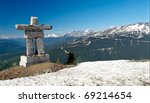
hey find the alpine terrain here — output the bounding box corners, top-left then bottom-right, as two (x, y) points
(0, 22), (149, 70)
(0, 60), (149, 86)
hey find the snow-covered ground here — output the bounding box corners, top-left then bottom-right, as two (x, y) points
(0, 60), (149, 86)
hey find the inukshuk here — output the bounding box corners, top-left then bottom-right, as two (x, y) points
(16, 16), (52, 67)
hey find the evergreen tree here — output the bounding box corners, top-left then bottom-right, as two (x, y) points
(66, 52), (76, 65)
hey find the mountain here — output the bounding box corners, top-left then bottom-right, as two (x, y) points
(0, 39), (25, 54)
(94, 22), (150, 38)
(106, 22), (149, 34)
(64, 29), (94, 37)
(49, 22), (150, 63)
(0, 60), (149, 86)
(64, 22), (150, 38)
(0, 22), (149, 70)
(0, 37), (72, 70)
(0, 39), (25, 70)
(45, 33), (60, 38)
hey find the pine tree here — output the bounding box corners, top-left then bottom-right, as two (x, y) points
(66, 52), (76, 65)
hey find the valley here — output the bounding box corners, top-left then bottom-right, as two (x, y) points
(0, 22), (149, 70)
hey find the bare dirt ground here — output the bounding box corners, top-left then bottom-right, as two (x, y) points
(0, 62), (74, 80)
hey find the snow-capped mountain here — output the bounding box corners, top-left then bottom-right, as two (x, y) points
(45, 33), (60, 38)
(53, 22), (150, 63)
(110, 22), (149, 34)
(64, 29), (94, 37)
(64, 22), (150, 38)
(95, 22), (150, 38)
(1, 22), (149, 70)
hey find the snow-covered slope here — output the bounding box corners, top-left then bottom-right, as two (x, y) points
(96, 22), (150, 38)
(45, 33), (60, 38)
(64, 29), (94, 37)
(0, 60), (149, 86)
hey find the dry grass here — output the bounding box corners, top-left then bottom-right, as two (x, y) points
(0, 62), (74, 80)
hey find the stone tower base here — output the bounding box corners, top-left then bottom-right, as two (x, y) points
(19, 54), (49, 67)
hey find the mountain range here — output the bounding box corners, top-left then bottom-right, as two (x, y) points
(49, 22), (150, 64)
(64, 22), (149, 38)
(0, 22), (149, 70)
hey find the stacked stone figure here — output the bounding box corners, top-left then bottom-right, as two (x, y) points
(16, 16), (52, 67)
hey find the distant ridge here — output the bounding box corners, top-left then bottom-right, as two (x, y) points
(64, 22), (150, 38)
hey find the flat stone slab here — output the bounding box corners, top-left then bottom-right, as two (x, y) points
(25, 30), (44, 38)
(20, 54), (49, 67)
(16, 24), (52, 30)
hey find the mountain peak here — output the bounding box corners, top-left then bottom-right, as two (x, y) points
(45, 33), (60, 38)
(103, 22), (150, 38)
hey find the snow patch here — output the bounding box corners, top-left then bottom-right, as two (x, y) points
(85, 41), (91, 46)
(60, 47), (69, 54)
(45, 33), (60, 38)
(0, 60), (149, 86)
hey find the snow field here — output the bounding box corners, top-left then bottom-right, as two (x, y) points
(0, 60), (149, 86)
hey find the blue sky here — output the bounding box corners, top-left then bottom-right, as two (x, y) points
(0, 0), (149, 37)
